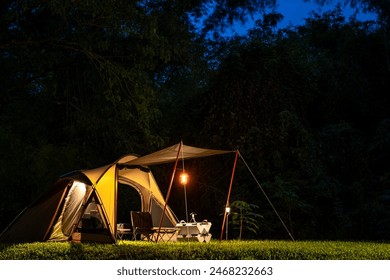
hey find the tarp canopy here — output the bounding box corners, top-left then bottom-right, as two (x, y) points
(122, 143), (235, 166)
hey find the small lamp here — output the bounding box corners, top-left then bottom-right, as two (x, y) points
(180, 172), (189, 185)
(225, 205), (231, 240)
(180, 172), (189, 222)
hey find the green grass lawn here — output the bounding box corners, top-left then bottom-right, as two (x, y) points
(1, 240), (389, 260)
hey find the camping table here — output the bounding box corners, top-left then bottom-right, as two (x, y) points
(151, 227), (179, 242)
(175, 221), (212, 242)
(116, 223), (132, 240)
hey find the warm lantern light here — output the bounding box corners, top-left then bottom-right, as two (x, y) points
(180, 172), (189, 185)
(225, 206), (231, 214)
(180, 171), (189, 222)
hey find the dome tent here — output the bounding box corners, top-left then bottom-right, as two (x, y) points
(0, 143), (233, 243)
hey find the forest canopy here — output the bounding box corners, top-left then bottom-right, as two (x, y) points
(0, 0), (389, 240)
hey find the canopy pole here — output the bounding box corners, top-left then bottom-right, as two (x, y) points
(239, 151), (295, 241)
(156, 141), (182, 242)
(181, 146), (189, 223)
(220, 150), (239, 241)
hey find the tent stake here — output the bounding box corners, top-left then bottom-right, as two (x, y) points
(220, 150), (239, 241)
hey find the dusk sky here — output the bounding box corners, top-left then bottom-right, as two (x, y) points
(227, 0), (378, 35)
(277, 0), (376, 27)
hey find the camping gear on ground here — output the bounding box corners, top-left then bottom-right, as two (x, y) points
(176, 213), (212, 242)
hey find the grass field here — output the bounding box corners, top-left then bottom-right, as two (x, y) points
(1, 240), (390, 260)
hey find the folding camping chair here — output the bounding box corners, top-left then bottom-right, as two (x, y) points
(130, 211), (178, 242)
(131, 211), (156, 241)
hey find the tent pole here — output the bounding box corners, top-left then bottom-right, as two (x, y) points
(113, 164), (119, 243)
(156, 141), (182, 242)
(219, 150), (239, 241)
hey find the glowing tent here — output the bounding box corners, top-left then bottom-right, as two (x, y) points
(0, 143), (234, 243)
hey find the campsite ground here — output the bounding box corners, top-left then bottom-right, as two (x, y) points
(1, 240), (389, 260)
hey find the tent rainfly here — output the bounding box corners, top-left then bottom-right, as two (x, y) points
(0, 143), (234, 243)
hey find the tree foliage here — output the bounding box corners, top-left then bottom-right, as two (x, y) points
(1, 0), (389, 240)
(229, 200), (263, 239)
(198, 7), (389, 239)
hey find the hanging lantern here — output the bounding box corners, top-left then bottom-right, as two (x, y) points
(180, 172), (189, 185)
